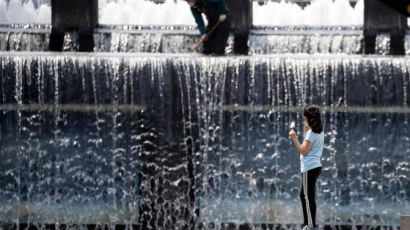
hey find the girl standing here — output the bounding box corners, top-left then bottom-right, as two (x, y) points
(289, 105), (324, 230)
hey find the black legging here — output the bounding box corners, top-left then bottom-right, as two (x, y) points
(300, 167), (321, 228)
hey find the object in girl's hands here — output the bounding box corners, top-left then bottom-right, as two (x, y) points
(290, 121), (295, 130)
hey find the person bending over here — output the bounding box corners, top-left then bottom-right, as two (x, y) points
(185, 0), (230, 55)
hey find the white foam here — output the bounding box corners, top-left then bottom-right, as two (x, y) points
(0, 0), (363, 26)
(36, 4), (51, 24)
(0, 0), (51, 24)
(253, 0), (363, 26)
(99, 0), (196, 25)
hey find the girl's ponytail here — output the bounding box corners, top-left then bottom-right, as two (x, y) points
(303, 105), (323, 134)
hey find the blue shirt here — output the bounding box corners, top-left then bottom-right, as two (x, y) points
(300, 130), (324, 173)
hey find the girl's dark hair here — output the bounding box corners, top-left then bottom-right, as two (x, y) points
(303, 104), (323, 134)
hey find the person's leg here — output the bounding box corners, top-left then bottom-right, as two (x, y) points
(300, 180), (308, 227)
(309, 167), (321, 228)
(302, 171), (313, 228)
(202, 39), (211, 54)
(303, 167), (321, 229)
(202, 17), (230, 55)
(202, 19), (218, 55)
(213, 17), (230, 55)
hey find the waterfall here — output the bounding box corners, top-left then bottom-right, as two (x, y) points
(3, 25), (406, 55)
(0, 53), (409, 228)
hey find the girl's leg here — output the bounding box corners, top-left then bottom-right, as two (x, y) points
(301, 167), (321, 228)
(300, 184), (308, 226)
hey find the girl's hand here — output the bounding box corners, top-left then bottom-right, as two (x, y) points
(289, 129), (297, 140)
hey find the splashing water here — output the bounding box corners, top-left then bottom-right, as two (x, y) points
(0, 53), (409, 228)
(99, 0), (196, 25)
(0, 0), (50, 24)
(0, 0), (364, 26)
(253, 0), (363, 26)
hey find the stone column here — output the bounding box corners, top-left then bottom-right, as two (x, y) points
(364, 0), (407, 55)
(376, 0), (410, 16)
(49, 0), (98, 52)
(226, 0), (252, 55)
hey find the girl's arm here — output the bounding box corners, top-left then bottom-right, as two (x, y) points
(289, 129), (312, 156)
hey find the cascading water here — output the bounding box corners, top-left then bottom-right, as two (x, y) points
(1, 0), (410, 229)
(1, 0), (409, 54)
(1, 53), (409, 229)
(3, 24), (407, 55)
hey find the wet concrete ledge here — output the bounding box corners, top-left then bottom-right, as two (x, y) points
(0, 223), (400, 230)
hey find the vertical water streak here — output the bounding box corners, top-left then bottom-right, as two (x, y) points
(0, 54), (409, 228)
(90, 57), (108, 225)
(110, 57), (121, 225)
(14, 56), (23, 230)
(127, 58), (140, 227)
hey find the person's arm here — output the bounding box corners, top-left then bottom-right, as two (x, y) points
(289, 129), (312, 156)
(190, 7), (207, 35)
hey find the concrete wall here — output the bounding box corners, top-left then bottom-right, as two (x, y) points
(226, 0), (252, 32)
(363, 0), (407, 55)
(51, 0), (98, 29)
(50, 0), (97, 51)
(364, 0), (407, 33)
(226, 0), (252, 54)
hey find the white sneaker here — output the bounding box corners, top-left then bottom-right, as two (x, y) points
(302, 226), (319, 230)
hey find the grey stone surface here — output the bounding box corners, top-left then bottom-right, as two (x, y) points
(402, 216), (410, 230)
